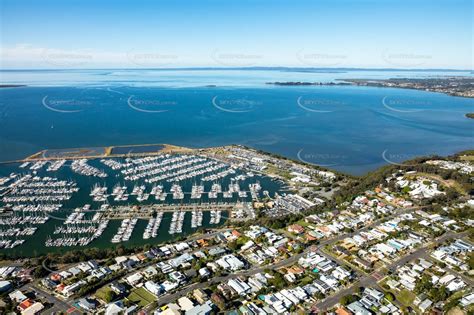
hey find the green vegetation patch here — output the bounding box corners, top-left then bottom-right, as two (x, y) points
(127, 287), (156, 307)
(95, 286), (116, 303)
(265, 165), (292, 180)
(397, 289), (416, 307)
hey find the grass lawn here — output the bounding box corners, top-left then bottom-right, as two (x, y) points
(448, 289), (467, 302)
(298, 275), (316, 286)
(265, 165), (291, 180)
(416, 172), (467, 195)
(95, 286), (114, 302)
(397, 289), (416, 307)
(459, 153), (474, 161)
(127, 287), (156, 307)
(0, 260), (15, 267)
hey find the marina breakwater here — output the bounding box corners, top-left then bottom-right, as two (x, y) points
(0, 148), (283, 256)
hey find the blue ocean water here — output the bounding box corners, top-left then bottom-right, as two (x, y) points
(0, 69), (473, 175)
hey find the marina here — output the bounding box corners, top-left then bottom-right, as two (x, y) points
(209, 210), (222, 225)
(168, 211), (185, 235)
(190, 210), (203, 228)
(111, 218), (138, 243)
(143, 211), (163, 239)
(46, 208), (110, 247)
(0, 150), (284, 256)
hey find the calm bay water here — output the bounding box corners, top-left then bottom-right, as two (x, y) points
(0, 69), (472, 175)
(0, 69), (472, 256)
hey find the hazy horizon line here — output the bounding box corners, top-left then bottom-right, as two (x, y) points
(1, 66), (472, 72)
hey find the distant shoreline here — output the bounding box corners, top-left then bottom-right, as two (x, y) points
(0, 84), (27, 88)
(266, 77), (474, 98)
(0, 67), (472, 72)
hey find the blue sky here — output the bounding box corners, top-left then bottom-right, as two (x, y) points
(0, 0), (472, 69)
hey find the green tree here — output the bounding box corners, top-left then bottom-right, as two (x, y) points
(103, 290), (116, 303)
(385, 292), (395, 302)
(339, 294), (358, 306)
(414, 274), (433, 294)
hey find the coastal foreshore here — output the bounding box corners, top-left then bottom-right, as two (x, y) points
(0, 143), (196, 165)
(266, 76), (474, 98)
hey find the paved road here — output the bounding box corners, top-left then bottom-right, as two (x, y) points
(20, 282), (79, 315)
(318, 206), (420, 248)
(34, 227), (232, 313)
(435, 261), (474, 287)
(148, 206), (420, 308)
(155, 247), (310, 307)
(38, 205), (419, 313)
(153, 207), (422, 308)
(28, 206), (431, 313)
(387, 231), (468, 273)
(312, 248), (405, 312)
(314, 231), (468, 311)
(424, 235), (473, 287)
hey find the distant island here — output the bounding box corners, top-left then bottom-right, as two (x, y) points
(0, 84), (26, 88)
(266, 81), (350, 86)
(267, 77), (474, 98)
(466, 113), (474, 119)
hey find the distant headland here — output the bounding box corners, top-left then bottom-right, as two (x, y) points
(267, 77), (474, 98)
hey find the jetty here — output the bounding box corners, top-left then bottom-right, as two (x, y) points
(104, 203), (237, 220)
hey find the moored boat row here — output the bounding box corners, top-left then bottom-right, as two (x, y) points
(143, 212), (163, 239)
(111, 218), (138, 243)
(168, 211), (185, 234)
